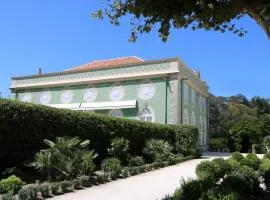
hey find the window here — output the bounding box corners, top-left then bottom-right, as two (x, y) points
(109, 109), (124, 117)
(191, 111), (196, 125)
(184, 84), (189, 104)
(199, 95), (203, 111)
(183, 108), (189, 124)
(139, 107), (154, 122)
(191, 89), (196, 107)
(202, 97), (206, 112)
(200, 115), (203, 145)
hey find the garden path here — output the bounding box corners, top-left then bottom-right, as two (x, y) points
(51, 152), (230, 200)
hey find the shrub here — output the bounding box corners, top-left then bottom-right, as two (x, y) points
(227, 159), (241, 171)
(143, 139), (173, 162)
(1, 192), (14, 200)
(108, 137), (129, 161)
(37, 183), (52, 198)
(241, 153), (261, 170)
(30, 136), (98, 181)
(196, 161), (217, 181)
(60, 181), (73, 193)
(72, 178), (83, 189)
(263, 153), (270, 160)
(128, 156), (145, 167)
(200, 188), (242, 200)
(230, 152), (244, 162)
(79, 176), (91, 187)
(260, 158), (270, 190)
(0, 99), (198, 171)
(174, 125), (198, 156)
(50, 182), (62, 195)
(230, 165), (261, 196)
(209, 137), (228, 151)
(0, 175), (23, 194)
(101, 157), (122, 175)
(18, 185), (38, 200)
(173, 179), (212, 200)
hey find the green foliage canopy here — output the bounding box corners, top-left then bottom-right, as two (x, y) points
(94, 0), (270, 42)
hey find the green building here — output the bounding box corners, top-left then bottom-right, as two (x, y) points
(10, 56), (209, 150)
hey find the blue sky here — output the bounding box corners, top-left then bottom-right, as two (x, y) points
(0, 0), (269, 98)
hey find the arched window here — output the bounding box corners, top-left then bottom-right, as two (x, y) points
(191, 111), (196, 125)
(109, 109), (124, 117)
(183, 108), (189, 124)
(191, 89), (196, 108)
(184, 84), (189, 104)
(139, 107), (154, 122)
(200, 115), (203, 145)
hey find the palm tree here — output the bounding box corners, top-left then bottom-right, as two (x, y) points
(31, 136), (98, 180)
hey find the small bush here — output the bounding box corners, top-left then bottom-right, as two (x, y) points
(108, 137), (129, 161)
(50, 182), (62, 195)
(263, 153), (270, 160)
(212, 158), (231, 178)
(200, 188), (242, 200)
(60, 181), (73, 193)
(72, 178), (83, 189)
(227, 159), (241, 171)
(230, 152), (244, 162)
(260, 158), (270, 190)
(173, 179), (212, 200)
(18, 185), (38, 200)
(196, 161), (217, 181)
(79, 176), (91, 187)
(128, 156), (145, 167)
(101, 157), (122, 175)
(0, 175), (23, 194)
(1, 192), (14, 200)
(143, 139), (173, 162)
(241, 153), (261, 170)
(38, 183), (52, 198)
(230, 165), (261, 196)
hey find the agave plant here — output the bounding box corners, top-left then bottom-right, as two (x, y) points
(31, 136), (98, 181)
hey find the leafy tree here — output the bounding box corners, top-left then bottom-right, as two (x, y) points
(228, 94), (249, 106)
(30, 137), (98, 181)
(250, 96), (270, 116)
(94, 0), (270, 42)
(230, 120), (262, 152)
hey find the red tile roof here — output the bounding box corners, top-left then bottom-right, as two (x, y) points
(66, 56), (144, 71)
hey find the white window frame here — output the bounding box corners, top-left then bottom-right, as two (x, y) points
(139, 106), (155, 122)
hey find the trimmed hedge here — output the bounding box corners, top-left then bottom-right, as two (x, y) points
(0, 99), (198, 171)
(1, 155), (193, 200)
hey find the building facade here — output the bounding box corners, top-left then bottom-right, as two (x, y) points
(10, 56), (209, 150)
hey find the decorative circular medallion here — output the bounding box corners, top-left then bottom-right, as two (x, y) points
(137, 84), (156, 100)
(40, 91), (52, 104)
(60, 90), (73, 103)
(83, 88), (98, 103)
(109, 86), (124, 101)
(21, 93), (32, 102)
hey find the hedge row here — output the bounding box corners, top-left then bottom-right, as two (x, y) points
(0, 156), (193, 200)
(0, 99), (198, 171)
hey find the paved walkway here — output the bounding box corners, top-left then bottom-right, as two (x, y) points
(50, 152), (264, 200)
(51, 158), (204, 200)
